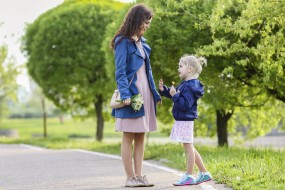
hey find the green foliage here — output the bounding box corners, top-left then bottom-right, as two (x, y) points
(229, 99), (285, 139)
(195, 101), (216, 137)
(139, 0), (285, 140)
(140, 0), (217, 130)
(197, 0), (285, 102)
(143, 0), (215, 83)
(0, 45), (19, 118)
(195, 0), (285, 139)
(22, 0), (124, 117)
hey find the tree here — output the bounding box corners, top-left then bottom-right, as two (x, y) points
(140, 0), (216, 126)
(196, 0), (285, 145)
(140, 0), (284, 146)
(198, 0), (285, 102)
(140, 0), (237, 145)
(0, 45), (19, 119)
(22, 0), (124, 141)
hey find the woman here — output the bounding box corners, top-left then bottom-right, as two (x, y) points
(111, 4), (161, 188)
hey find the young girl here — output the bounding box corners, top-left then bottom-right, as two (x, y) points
(159, 55), (212, 186)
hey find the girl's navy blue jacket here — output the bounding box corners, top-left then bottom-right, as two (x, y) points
(159, 79), (204, 121)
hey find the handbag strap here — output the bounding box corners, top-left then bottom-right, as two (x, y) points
(116, 74), (135, 90)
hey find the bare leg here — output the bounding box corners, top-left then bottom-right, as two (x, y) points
(121, 132), (135, 178)
(194, 147), (207, 172)
(183, 143), (195, 174)
(133, 133), (145, 176)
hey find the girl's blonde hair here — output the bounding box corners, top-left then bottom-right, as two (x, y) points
(180, 54), (207, 78)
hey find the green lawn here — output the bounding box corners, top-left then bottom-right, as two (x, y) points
(0, 118), (284, 190)
(0, 117), (165, 140)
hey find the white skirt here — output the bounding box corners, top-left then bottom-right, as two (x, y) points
(170, 121), (194, 143)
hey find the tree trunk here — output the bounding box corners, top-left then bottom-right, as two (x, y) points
(94, 95), (104, 141)
(216, 109), (233, 147)
(41, 94), (47, 138)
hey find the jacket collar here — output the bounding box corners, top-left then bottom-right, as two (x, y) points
(141, 36), (147, 42)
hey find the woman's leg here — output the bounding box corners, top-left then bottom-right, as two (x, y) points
(133, 133), (145, 176)
(183, 143), (195, 174)
(121, 132), (135, 178)
(194, 148), (207, 172)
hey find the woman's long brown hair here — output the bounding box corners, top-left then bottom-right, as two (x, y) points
(111, 4), (153, 50)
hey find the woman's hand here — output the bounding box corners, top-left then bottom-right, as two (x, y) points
(123, 98), (131, 105)
(156, 100), (162, 105)
(159, 79), (164, 91)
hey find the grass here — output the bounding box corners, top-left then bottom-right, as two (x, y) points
(0, 117), (165, 139)
(1, 118), (284, 190)
(0, 117), (121, 139)
(144, 144), (285, 190)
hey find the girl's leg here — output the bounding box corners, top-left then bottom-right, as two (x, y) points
(194, 147), (207, 172)
(133, 133), (145, 176)
(183, 143), (195, 174)
(194, 147), (212, 184)
(121, 132), (135, 178)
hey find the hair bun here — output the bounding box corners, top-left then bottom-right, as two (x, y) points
(197, 57), (207, 67)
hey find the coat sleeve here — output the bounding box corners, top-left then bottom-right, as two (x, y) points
(148, 66), (162, 102)
(171, 86), (194, 112)
(114, 38), (132, 100)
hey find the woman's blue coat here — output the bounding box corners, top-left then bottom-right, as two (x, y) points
(111, 36), (161, 118)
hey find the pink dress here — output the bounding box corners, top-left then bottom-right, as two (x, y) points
(115, 42), (157, 133)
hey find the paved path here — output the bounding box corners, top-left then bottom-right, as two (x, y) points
(0, 144), (231, 190)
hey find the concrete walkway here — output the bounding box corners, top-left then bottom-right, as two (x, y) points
(0, 144), (231, 190)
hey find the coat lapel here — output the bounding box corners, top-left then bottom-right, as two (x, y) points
(128, 40), (144, 59)
(127, 37), (151, 60)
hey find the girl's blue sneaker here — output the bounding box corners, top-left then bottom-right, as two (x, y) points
(195, 171), (212, 184)
(173, 173), (196, 186)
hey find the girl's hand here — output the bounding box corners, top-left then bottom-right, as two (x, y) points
(159, 79), (164, 91)
(170, 86), (176, 96)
